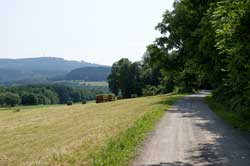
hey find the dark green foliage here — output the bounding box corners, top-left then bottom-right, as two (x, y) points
(206, 96), (250, 132)
(67, 101), (73, 106)
(148, 0), (250, 123)
(108, 59), (142, 98)
(0, 94), (4, 106)
(142, 85), (159, 96)
(70, 90), (82, 103)
(150, 0), (216, 92)
(0, 84), (106, 107)
(209, 0), (250, 117)
(52, 85), (73, 104)
(21, 93), (39, 105)
(140, 49), (163, 88)
(160, 72), (175, 93)
(107, 0), (250, 124)
(2, 92), (20, 107)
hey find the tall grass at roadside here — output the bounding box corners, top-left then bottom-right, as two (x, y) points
(206, 96), (250, 132)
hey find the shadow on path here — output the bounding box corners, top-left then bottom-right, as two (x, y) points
(134, 92), (250, 166)
(180, 95), (250, 166)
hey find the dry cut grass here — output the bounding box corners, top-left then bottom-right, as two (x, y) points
(0, 94), (182, 166)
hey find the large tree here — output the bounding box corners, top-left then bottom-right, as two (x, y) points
(149, 0), (218, 91)
(108, 58), (142, 98)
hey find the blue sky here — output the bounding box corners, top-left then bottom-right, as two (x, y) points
(1, 0), (173, 65)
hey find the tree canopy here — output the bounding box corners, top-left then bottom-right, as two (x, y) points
(108, 0), (250, 120)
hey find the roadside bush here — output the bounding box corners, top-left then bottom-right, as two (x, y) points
(142, 85), (159, 96)
(160, 74), (175, 93)
(67, 101), (73, 106)
(240, 107), (250, 121)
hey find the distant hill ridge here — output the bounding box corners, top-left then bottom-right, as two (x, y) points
(0, 57), (100, 71)
(65, 67), (111, 81)
(0, 57), (110, 83)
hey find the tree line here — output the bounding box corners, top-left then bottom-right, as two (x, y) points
(107, 57), (164, 98)
(108, 0), (250, 119)
(0, 84), (104, 107)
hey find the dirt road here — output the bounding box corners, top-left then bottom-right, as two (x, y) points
(133, 92), (250, 166)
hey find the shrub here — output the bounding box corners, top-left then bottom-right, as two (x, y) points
(37, 95), (51, 105)
(239, 107), (250, 121)
(67, 101), (73, 106)
(21, 93), (38, 105)
(142, 85), (159, 96)
(70, 91), (81, 102)
(82, 100), (87, 104)
(4, 93), (20, 107)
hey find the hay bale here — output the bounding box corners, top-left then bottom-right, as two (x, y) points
(107, 94), (116, 101)
(96, 94), (105, 103)
(96, 94), (116, 103)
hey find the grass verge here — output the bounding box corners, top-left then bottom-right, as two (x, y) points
(91, 95), (183, 166)
(205, 96), (250, 132)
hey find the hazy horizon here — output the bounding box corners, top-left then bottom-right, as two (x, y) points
(1, 0), (173, 65)
(0, 56), (101, 63)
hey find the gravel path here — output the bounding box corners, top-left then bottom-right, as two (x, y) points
(133, 92), (250, 166)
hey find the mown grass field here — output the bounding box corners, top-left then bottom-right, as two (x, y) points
(54, 80), (108, 87)
(0, 94), (183, 166)
(83, 81), (108, 87)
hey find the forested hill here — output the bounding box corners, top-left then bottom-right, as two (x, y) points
(0, 57), (99, 71)
(0, 57), (102, 82)
(65, 67), (111, 81)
